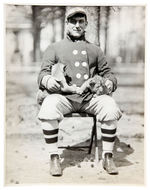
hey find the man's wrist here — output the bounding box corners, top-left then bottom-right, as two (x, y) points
(104, 79), (114, 92)
(105, 78), (113, 85)
(41, 75), (51, 88)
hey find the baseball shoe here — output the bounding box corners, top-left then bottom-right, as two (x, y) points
(50, 154), (62, 176)
(102, 153), (118, 175)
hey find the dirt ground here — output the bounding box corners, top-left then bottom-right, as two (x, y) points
(5, 71), (145, 186)
(5, 115), (144, 186)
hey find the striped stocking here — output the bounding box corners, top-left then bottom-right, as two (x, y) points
(41, 120), (59, 155)
(101, 120), (117, 159)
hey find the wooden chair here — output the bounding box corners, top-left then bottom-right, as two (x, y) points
(58, 113), (99, 163)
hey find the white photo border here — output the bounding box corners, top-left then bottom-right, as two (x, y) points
(0, 0), (149, 190)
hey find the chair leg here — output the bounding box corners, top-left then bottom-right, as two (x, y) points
(88, 120), (95, 154)
(94, 117), (99, 164)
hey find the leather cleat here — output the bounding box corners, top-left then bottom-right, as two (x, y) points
(102, 153), (118, 175)
(50, 154), (62, 176)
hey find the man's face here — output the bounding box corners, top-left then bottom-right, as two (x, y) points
(66, 16), (87, 38)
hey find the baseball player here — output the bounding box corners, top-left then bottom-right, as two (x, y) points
(37, 7), (122, 176)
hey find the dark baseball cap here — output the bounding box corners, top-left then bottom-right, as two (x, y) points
(66, 7), (87, 20)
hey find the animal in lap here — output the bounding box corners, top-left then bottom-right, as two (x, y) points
(76, 74), (110, 96)
(37, 63), (110, 104)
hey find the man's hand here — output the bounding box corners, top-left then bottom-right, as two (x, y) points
(104, 79), (113, 94)
(42, 75), (61, 92)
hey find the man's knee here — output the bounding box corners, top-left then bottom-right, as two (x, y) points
(38, 94), (64, 121)
(96, 95), (122, 121)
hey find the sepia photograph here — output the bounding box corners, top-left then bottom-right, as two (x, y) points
(2, 0), (148, 188)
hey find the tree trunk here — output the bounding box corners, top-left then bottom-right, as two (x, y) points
(32, 6), (41, 62)
(61, 15), (65, 39)
(104, 7), (110, 55)
(99, 6), (111, 54)
(86, 7), (100, 46)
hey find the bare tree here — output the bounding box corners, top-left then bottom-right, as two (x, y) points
(86, 6), (101, 46)
(32, 6), (42, 62)
(32, 6), (65, 61)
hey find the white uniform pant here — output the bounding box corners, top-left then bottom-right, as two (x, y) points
(38, 94), (122, 156)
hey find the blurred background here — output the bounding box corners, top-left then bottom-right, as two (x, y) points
(5, 5), (145, 68)
(5, 5), (145, 185)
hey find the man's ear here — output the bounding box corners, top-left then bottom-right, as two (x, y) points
(84, 21), (88, 31)
(84, 21), (88, 29)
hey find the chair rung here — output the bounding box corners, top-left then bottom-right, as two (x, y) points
(58, 146), (90, 149)
(65, 113), (94, 117)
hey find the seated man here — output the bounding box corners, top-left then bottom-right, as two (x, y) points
(37, 7), (122, 176)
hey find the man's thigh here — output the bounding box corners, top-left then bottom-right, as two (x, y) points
(81, 95), (122, 121)
(38, 94), (74, 121)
